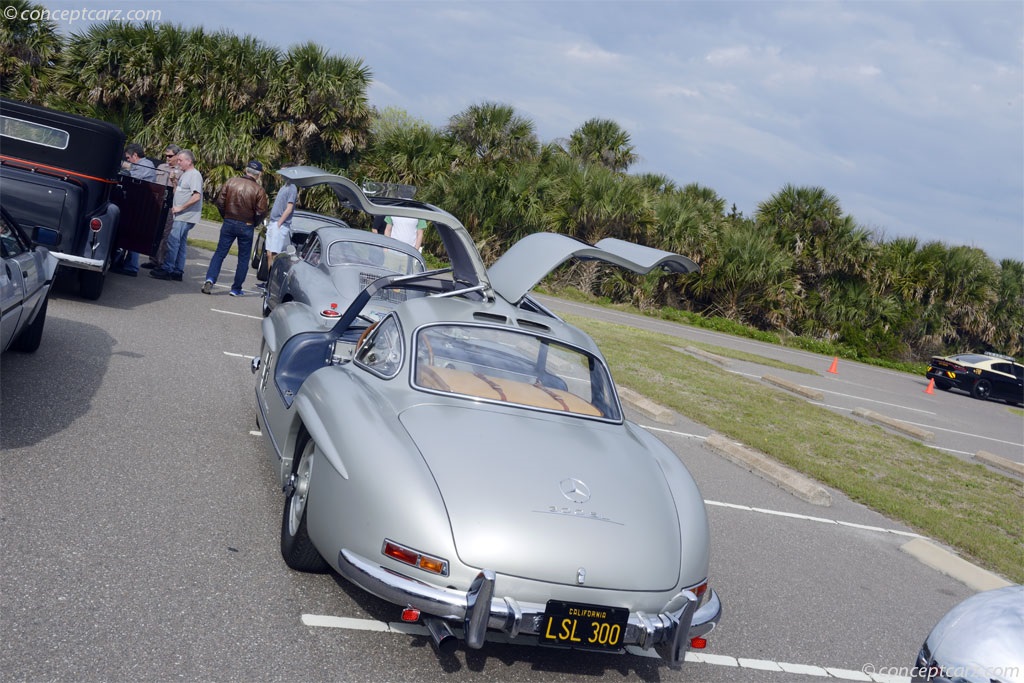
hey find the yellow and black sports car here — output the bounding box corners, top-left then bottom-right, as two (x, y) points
(926, 352), (1024, 405)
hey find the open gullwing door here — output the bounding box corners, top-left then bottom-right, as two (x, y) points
(488, 233), (699, 305)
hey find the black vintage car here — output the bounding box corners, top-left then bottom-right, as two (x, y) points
(926, 352), (1024, 405)
(0, 98), (168, 300)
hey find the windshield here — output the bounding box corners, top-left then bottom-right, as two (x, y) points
(413, 324), (620, 420)
(327, 239), (423, 275)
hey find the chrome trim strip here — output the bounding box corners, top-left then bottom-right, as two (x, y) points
(337, 548), (721, 663)
(52, 253), (104, 270)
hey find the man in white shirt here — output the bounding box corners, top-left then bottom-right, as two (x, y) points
(384, 215), (426, 251)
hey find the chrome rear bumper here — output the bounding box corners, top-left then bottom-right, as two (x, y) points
(338, 548), (721, 664)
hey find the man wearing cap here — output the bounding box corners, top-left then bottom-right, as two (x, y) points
(202, 160), (268, 296)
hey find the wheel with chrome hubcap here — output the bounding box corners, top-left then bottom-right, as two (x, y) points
(280, 433), (329, 572)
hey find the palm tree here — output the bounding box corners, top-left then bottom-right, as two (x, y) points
(566, 118), (638, 172)
(691, 218), (797, 328)
(990, 259), (1024, 356)
(267, 41), (373, 165)
(544, 156), (652, 245)
(653, 183), (726, 265)
(756, 184), (877, 339)
(0, 0), (62, 100)
(353, 108), (455, 186)
(446, 102), (539, 165)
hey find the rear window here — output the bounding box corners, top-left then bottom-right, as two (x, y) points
(412, 323), (620, 421)
(1, 115), (70, 150)
(950, 354), (989, 365)
(327, 240), (422, 275)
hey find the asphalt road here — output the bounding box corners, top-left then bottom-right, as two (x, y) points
(534, 295), (1024, 470)
(0, 245), (1007, 683)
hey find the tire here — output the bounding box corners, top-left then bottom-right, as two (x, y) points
(256, 249), (269, 282)
(280, 434), (329, 573)
(971, 379), (992, 401)
(251, 233), (265, 269)
(79, 269), (105, 300)
(934, 380), (952, 391)
(11, 297), (47, 353)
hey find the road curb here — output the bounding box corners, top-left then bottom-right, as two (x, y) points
(852, 407), (934, 441)
(618, 386), (675, 424)
(900, 538), (1012, 592)
(974, 450), (1024, 477)
(704, 433), (833, 506)
(761, 374), (824, 400)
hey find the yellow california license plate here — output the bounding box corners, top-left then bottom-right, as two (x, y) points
(539, 600), (629, 651)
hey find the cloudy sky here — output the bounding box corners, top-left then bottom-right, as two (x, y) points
(46, 0), (1024, 261)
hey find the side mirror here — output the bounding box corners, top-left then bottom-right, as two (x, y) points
(32, 226), (61, 247)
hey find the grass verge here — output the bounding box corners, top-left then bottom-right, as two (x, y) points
(189, 237), (235, 256)
(568, 314), (1024, 584)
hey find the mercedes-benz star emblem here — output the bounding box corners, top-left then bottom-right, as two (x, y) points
(559, 478), (591, 503)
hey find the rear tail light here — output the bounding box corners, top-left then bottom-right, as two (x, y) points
(89, 218), (102, 232)
(382, 539), (449, 576)
(689, 580), (708, 599)
(690, 637), (707, 649)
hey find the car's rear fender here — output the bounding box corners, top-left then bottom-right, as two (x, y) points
(627, 421), (712, 582)
(297, 371), (459, 578)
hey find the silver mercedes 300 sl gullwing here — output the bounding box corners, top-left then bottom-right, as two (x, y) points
(251, 169), (721, 667)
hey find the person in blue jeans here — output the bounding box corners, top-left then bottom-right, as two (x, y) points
(152, 149), (203, 282)
(202, 160), (268, 296)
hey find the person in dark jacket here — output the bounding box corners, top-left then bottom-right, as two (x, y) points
(201, 160), (268, 296)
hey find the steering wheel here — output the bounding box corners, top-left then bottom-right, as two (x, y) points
(420, 330), (434, 365)
(356, 322), (378, 350)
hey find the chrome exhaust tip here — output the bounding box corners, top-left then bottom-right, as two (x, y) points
(422, 615), (458, 656)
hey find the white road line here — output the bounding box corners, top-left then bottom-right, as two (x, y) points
(814, 393), (935, 416)
(212, 308), (263, 320)
(880, 418), (1024, 448)
(640, 425), (708, 439)
(728, 370), (937, 416)
(812, 403), (1022, 451)
(301, 614), (907, 682)
(223, 351), (257, 360)
(704, 500), (924, 539)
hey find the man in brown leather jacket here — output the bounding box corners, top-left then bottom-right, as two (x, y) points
(202, 160), (269, 296)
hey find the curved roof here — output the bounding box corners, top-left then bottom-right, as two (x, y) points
(276, 166), (488, 291)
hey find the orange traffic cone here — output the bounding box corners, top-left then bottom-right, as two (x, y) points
(925, 378), (935, 394)
(827, 357), (839, 374)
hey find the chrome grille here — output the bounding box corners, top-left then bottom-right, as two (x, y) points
(360, 272), (408, 304)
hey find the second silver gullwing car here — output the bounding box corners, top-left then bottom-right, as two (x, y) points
(261, 224), (425, 319)
(251, 169), (720, 667)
